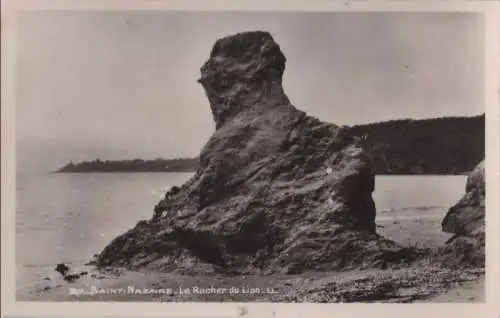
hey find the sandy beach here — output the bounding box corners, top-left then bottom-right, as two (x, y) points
(20, 213), (484, 303)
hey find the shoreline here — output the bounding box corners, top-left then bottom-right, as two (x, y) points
(19, 265), (485, 303)
(19, 213), (481, 303)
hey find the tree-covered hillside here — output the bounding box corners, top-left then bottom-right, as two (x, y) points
(347, 114), (485, 174)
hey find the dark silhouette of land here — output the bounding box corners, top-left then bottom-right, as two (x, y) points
(56, 157), (198, 173)
(55, 114), (484, 174)
(348, 114), (484, 175)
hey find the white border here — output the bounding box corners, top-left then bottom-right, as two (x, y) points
(484, 1), (500, 310)
(2, 1), (499, 318)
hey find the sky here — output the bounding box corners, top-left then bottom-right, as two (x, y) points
(16, 11), (485, 172)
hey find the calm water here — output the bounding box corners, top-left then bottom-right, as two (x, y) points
(15, 172), (467, 295)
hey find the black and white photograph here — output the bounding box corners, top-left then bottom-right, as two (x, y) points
(4, 2), (498, 309)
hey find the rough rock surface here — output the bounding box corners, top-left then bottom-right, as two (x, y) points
(96, 31), (415, 274)
(440, 160), (485, 266)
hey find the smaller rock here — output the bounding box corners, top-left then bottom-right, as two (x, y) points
(63, 274), (78, 282)
(442, 160), (485, 237)
(90, 273), (107, 279)
(54, 264), (89, 283)
(438, 160), (485, 268)
(66, 271), (90, 282)
(55, 263), (70, 276)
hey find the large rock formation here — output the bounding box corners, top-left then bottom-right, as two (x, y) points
(96, 31), (414, 274)
(440, 160), (485, 266)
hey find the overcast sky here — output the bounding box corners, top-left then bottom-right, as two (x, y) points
(16, 11), (484, 172)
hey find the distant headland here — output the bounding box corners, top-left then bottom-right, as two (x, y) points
(55, 157), (198, 173)
(55, 114), (484, 175)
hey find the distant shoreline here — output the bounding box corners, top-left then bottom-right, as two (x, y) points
(54, 158), (198, 173)
(54, 114), (484, 175)
(53, 157), (472, 175)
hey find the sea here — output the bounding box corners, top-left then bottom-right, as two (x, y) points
(14, 172), (467, 298)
